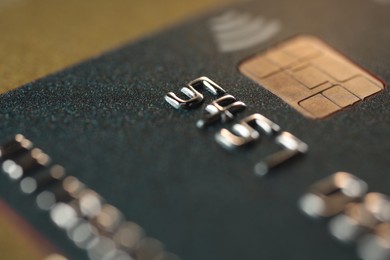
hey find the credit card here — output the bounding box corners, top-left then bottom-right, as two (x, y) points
(0, 0), (389, 259)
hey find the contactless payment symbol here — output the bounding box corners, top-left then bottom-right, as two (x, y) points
(239, 35), (385, 119)
(209, 10), (281, 53)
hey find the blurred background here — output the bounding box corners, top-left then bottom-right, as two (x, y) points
(0, 0), (235, 92)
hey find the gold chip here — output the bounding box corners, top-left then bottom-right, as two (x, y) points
(239, 35), (385, 119)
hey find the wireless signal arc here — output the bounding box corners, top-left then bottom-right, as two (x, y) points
(210, 10), (281, 52)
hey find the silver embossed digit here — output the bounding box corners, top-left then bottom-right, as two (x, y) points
(215, 113), (280, 150)
(165, 76), (226, 109)
(196, 94), (246, 128)
(299, 172), (368, 218)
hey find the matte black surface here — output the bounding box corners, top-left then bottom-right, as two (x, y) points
(0, 0), (389, 259)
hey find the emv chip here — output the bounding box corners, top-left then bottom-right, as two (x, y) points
(239, 35), (385, 119)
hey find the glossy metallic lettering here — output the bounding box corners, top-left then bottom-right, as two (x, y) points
(165, 77), (308, 176)
(197, 94), (247, 128)
(300, 173), (390, 260)
(0, 135), (179, 260)
(330, 193), (390, 243)
(254, 132), (308, 177)
(215, 113), (281, 150)
(165, 76), (226, 109)
(299, 172), (367, 218)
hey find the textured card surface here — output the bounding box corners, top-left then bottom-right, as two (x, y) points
(0, 0), (389, 260)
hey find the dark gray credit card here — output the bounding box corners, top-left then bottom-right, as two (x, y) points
(0, 0), (390, 259)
